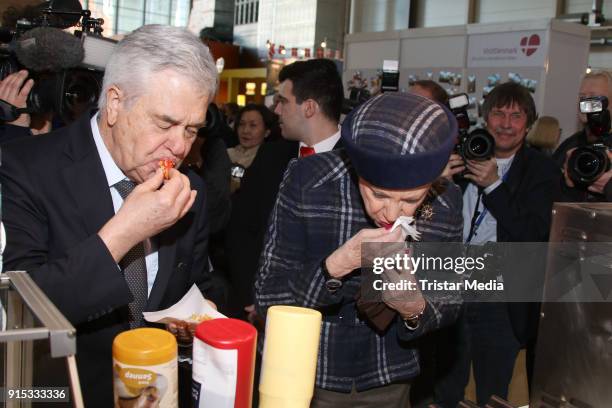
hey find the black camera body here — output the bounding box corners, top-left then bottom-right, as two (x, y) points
(0, 1), (112, 123)
(456, 128), (496, 161)
(449, 93), (495, 162)
(567, 96), (611, 186)
(567, 141), (611, 185)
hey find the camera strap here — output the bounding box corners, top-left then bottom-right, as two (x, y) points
(0, 99), (29, 122)
(466, 190), (483, 244)
(466, 167), (511, 244)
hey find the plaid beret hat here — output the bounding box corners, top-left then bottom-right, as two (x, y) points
(341, 92), (457, 189)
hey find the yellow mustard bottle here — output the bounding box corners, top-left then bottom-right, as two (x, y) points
(112, 328), (178, 408)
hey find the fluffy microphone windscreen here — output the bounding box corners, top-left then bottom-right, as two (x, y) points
(15, 27), (84, 72)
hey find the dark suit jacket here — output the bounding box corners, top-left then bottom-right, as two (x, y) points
(224, 139), (298, 314)
(458, 145), (560, 344)
(478, 145), (559, 242)
(0, 112), (211, 408)
(224, 138), (345, 314)
(0, 123), (32, 144)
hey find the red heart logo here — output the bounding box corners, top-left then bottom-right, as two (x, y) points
(520, 34), (540, 57)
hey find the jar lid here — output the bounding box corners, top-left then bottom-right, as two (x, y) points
(113, 328), (177, 366)
(195, 318), (256, 349)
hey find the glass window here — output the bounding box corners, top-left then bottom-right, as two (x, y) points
(117, 0), (144, 34)
(145, 0), (171, 24)
(83, 0), (189, 34)
(234, 0), (258, 25)
(170, 0), (189, 27)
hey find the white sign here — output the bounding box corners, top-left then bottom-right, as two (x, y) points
(383, 59), (399, 72)
(467, 30), (547, 68)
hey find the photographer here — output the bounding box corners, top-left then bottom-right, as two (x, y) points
(409, 79), (449, 106)
(553, 71), (612, 202)
(436, 82), (560, 406)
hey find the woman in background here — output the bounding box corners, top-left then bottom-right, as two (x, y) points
(227, 104), (274, 193)
(526, 116), (560, 156)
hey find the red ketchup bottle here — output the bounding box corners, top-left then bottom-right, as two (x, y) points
(192, 318), (257, 408)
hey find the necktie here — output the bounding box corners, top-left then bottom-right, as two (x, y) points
(114, 179), (148, 329)
(299, 146), (316, 158)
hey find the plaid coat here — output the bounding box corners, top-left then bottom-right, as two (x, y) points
(255, 148), (463, 392)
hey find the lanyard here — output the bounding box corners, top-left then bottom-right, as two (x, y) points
(465, 166), (510, 244)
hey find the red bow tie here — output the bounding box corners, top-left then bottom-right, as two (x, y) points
(299, 146), (316, 158)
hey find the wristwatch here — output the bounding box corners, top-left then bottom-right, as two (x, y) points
(321, 259), (343, 292)
(402, 304), (426, 331)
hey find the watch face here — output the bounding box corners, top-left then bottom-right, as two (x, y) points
(325, 278), (343, 290)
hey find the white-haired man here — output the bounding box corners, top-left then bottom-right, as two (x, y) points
(1, 25), (218, 407)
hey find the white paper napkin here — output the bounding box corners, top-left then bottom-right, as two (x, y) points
(390, 216), (421, 241)
(143, 284), (226, 324)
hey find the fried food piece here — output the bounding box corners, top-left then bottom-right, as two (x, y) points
(186, 313), (213, 323)
(159, 159), (175, 180)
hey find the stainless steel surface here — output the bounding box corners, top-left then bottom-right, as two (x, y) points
(0, 271), (83, 407)
(532, 202), (612, 408)
(0, 329), (49, 342)
(4, 271), (76, 358)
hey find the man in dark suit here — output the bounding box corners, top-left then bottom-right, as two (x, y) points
(435, 82), (560, 406)
(225, 59), (344, 319)
(0, 25), (218, 407)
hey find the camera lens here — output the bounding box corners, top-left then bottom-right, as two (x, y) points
(28, 73), (61, 114)
(61, 69), (102, 122)
(464, 129), (495, 160)
(66, 80), (98, 106)
(576, 151), (602, 177)
(469, 137), (489, 156)
(568, 146), (611, 185)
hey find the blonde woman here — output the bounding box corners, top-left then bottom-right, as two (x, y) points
(526, 115), (560, 155)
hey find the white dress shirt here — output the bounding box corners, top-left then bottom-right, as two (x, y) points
(91, 113), (158, 296)
(462, 155), (515, 244)
(298, 128), (341, 154)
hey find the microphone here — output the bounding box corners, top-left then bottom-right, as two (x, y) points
(14, 27), (84, 72)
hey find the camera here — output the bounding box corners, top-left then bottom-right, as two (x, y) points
(567, 96), (611, 186)
(457, 128), (496, 161)
(381, 60), (399, 93)
(449, 93), (495, 161)
(0, 0), (115, 123)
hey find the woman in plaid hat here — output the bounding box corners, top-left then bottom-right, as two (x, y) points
(255, 92), (463, 407)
